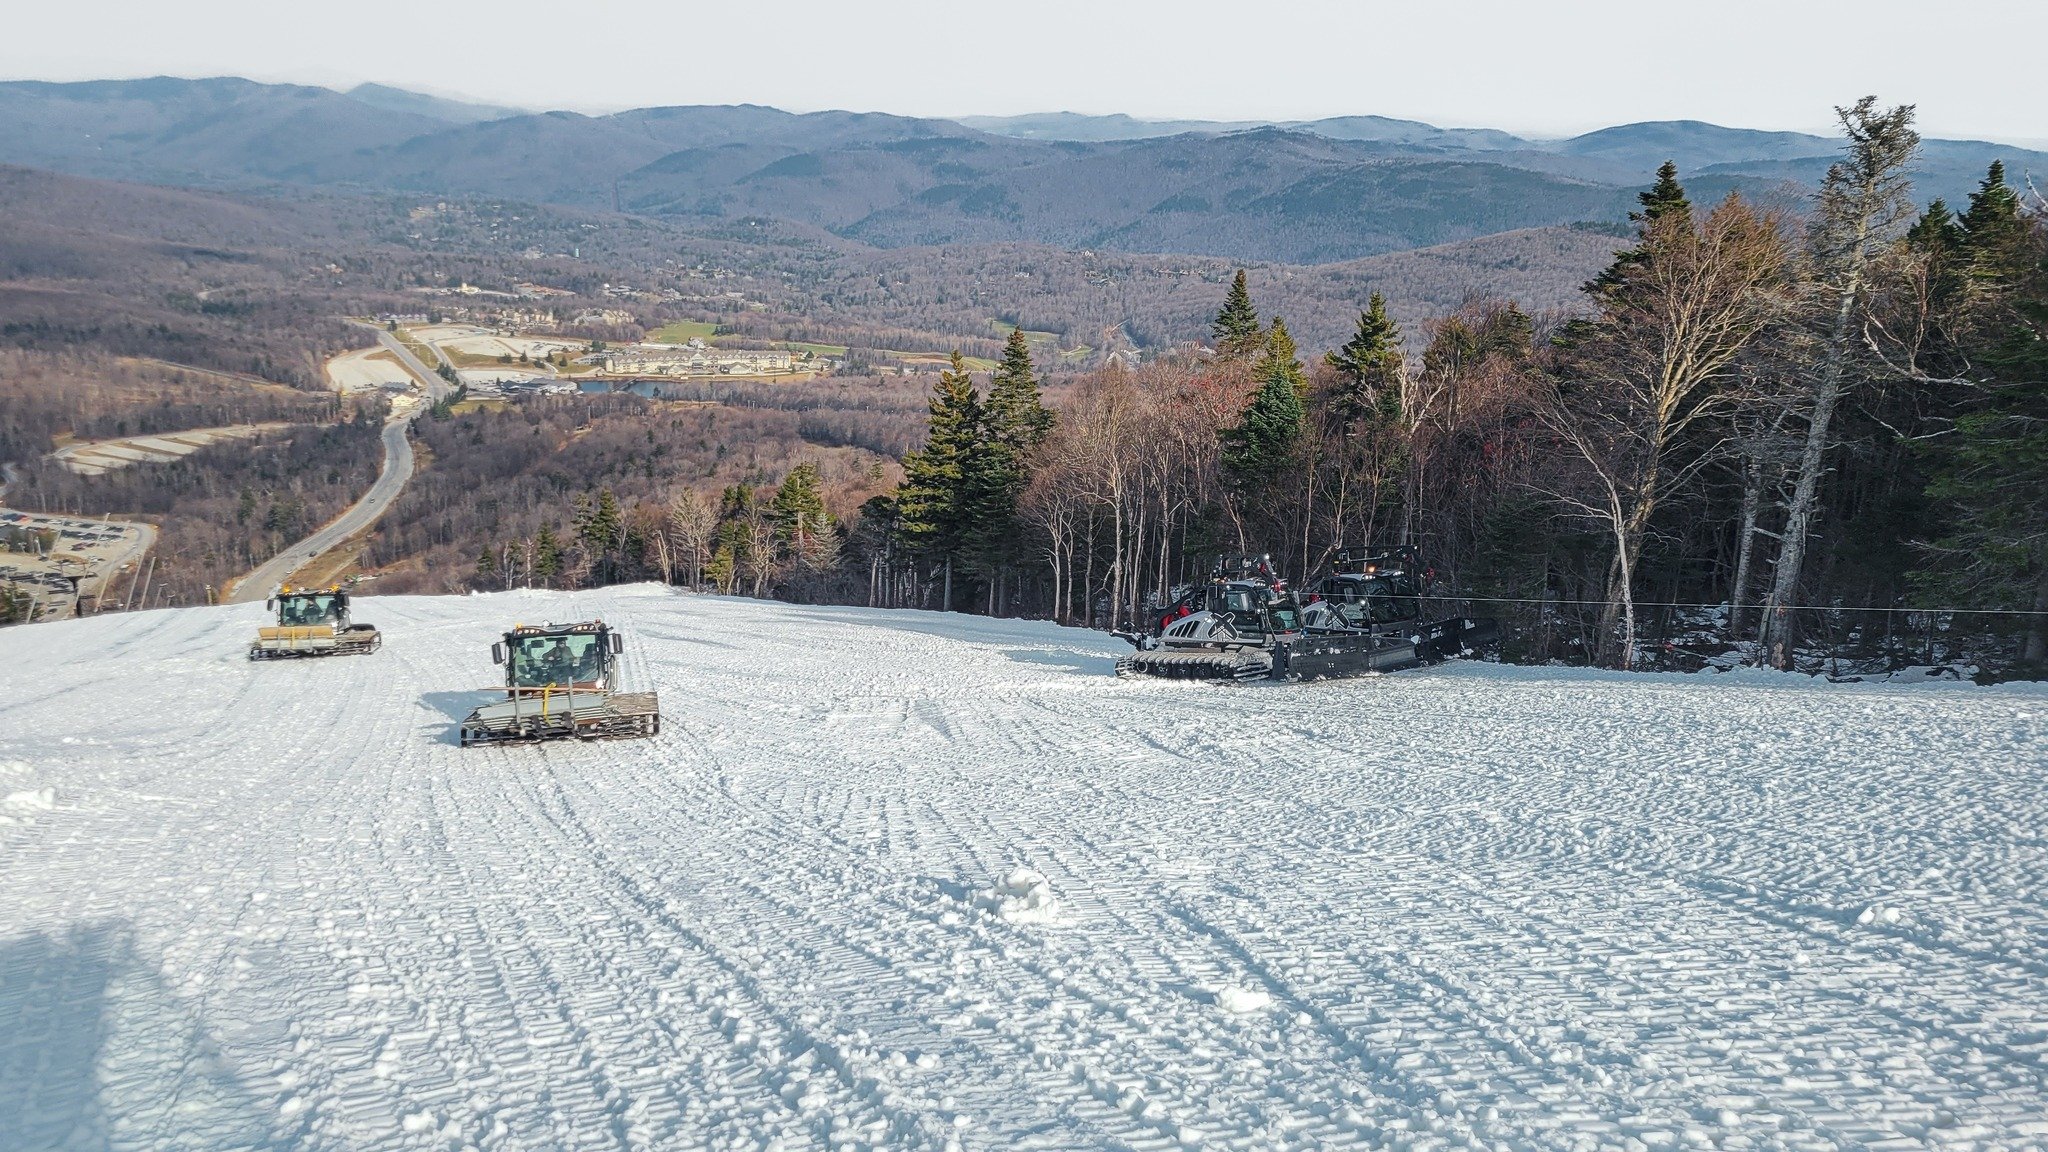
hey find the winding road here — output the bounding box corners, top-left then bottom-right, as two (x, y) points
(225, 323), (453, 604)
(224, 415), (417, 603)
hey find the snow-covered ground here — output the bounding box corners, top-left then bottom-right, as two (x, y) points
(52, 424), (284, 475)
(326, 348), (414, 394)
(2, 585), (2045, 1151)
(419, 329), (582, 362)
(467, 336), (581, 360)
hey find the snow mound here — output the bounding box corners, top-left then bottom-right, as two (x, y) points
(2, 785), (56, 811)
(976, 867), (1062, 924)
(1215, 986), (1274, 1014)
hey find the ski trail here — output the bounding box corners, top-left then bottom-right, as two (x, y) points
(3, 586), (2045, 1150)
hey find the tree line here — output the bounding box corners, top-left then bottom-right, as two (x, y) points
(560, 97), (2041, 678)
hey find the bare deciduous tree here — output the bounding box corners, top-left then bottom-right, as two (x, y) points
(1762, 98), (1921, 669)
(1539, 195), (1793, 667)
(666, 488), (717, 590)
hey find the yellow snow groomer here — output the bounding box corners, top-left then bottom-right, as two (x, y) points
(249, 585), (382, 660)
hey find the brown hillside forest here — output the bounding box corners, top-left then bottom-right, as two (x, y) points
(1, 99), (2043, 677)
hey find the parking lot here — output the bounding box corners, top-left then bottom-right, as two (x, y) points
(0, 509), (156, 618)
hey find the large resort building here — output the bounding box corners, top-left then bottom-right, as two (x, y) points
(597, 340), (795, 378)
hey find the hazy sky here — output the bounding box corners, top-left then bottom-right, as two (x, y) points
(6, 0), (2044, 144)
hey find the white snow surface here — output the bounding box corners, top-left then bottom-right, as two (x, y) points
(3, 583), (2046, 1151)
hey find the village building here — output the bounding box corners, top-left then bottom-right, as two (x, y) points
(596, 340), (795, 378)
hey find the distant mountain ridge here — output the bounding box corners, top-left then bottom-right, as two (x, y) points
(957, 112), (1529, 153)
(344, 82), (525, 125)
(0, 78), (2039, 265)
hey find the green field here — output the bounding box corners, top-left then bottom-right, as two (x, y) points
(986, 319), (1064, 351)
(647, 320), (720, 344)
(777, 341), (849, 358)
(643, 323), (1017, 372)
(648, 322), (849, 360)
(888, 351), (998, 372)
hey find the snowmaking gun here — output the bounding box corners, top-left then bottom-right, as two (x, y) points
(1115, 549), (1497, 682)
(458, 621), (660, 747)
(249, 584), (381, 659)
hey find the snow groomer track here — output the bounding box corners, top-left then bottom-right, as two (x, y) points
(2, 584), (2045, 1151)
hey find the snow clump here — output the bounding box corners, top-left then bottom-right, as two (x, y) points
(1857, 903), (1910, 927)
(1, 784), (57, 822)
(976, 868), (1061, 924)
(1215, 986), (1274, 1014)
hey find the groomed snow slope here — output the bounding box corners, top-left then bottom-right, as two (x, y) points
(3, 584), (2046, 1152)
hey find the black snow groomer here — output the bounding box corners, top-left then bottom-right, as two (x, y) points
(1296, 546), (1499, 675)
(1116, 550), (1498, 682)
(459, 621), (660, 747)
(1116, 555), (1313, 681)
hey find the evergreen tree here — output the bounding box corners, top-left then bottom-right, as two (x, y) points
(1957, 161), (2032, 288)
(1916, 210), (2048, 664)
(717, 483), (756, 523)
(532, 525), (562, 587)
(1909, 197), (1968, 306)
(966, 329), (1056, 577)
(983, 329), (1055, 450)
(575, 488), (625, 585)
(1639, 160), (1691, 223)
(1898, 197), (1978, 397)
(770, 462), (832, 548)
(895, 352), (982, 607)
(1584, 161), (1695, 303)
(1325, 293), (1405, 431)
(706, 542), (738, 594)
(1212, 270), (1264, 357)
(1256, 316), (1307, 396)
(0, 584), (32, 625)
(712, 484), (758, 583)
(1223, 323), (1309, 494)
(1909, 197), (1963, 249)
(769, 463), (837, 591)
(475, 546), (499, 590)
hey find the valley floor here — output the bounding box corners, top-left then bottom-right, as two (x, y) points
(1, 586), (2044, 1151)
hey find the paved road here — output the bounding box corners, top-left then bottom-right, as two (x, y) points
(354, 319), (453, 400)
(225, 414), (416, 604)
(235, 318), (591, 607)
(86, 519), (157, 611)
(224, 325), (456, 605)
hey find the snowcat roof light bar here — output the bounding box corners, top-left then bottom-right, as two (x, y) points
(506, 621), (610, 638)
(1334, 545), (1420, 576)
